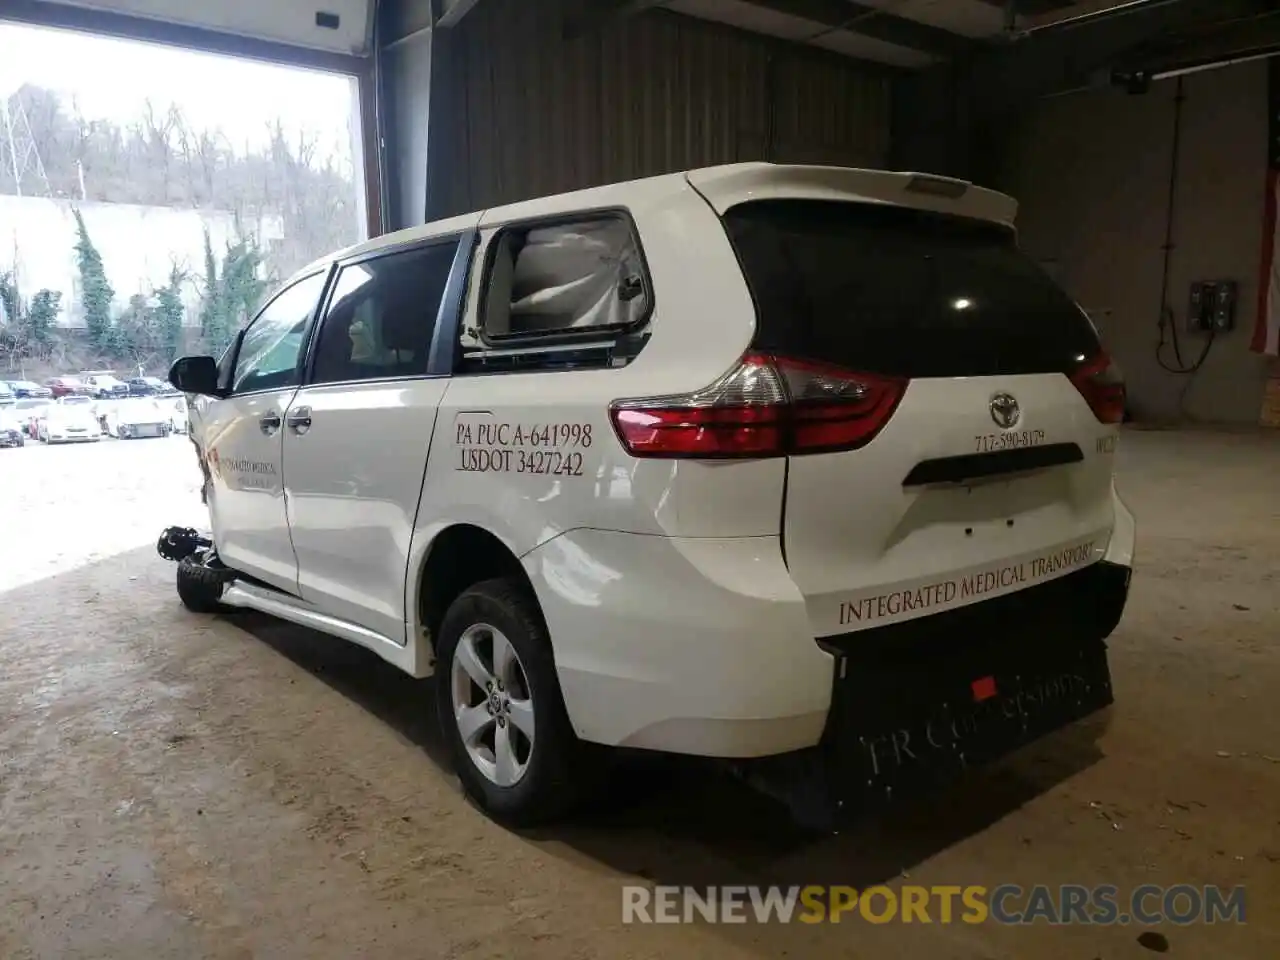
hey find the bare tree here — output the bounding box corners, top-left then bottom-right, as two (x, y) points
(138, 99), (180, 203)
(174, 108), (197, 206)
(194, 129), (222, 203)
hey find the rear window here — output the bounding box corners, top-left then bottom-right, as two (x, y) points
(723, 199), (1100, 379)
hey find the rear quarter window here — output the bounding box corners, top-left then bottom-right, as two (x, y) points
(479, 215), (650, 343)
(723, 199), (1100, 379)
(458, 212), (654, 374)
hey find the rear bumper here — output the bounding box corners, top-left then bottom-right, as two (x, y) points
(526, 541), (1130, 763)
(524, 490), (1134, 761)
(811, 560), (1127, 809)
(120, 422), (169, 437)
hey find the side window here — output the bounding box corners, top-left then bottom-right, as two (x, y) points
(480, 215), (649, 342)
(232, 272), (328, 394)
(311, 239), (459, 385)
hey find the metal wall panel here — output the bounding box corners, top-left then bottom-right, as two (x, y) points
(998, 61), (1270, 424)
(427, 0), (891, 217)
(384, 30), (434, 230)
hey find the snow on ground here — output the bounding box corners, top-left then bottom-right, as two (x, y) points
(0, 435), (206, 594)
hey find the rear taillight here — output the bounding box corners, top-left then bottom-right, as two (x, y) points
(610, 352), (906, 459)
(1070, 352), (1126, 424)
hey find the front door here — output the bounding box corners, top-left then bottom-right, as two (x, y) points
(282, 236), (464, 643)
(203, 271), (330, 592)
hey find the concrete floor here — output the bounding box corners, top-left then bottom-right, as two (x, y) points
(0, 429), (1277, 959)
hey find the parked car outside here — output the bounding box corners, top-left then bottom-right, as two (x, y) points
(54, 394), (108, 433)
(0, 381), (13, 405)
(0, 407), (25, 447)
(12, 398), (49, 438)
(126, 376), (167, 397)
(3, 379), (52, 399)
(38, 395), (96, 438)
(81, 372), (130, 399)
(103, 397), (173, 439)
(165, 395), (189, 435)
(40, 400), (102, 443)
(46, 376), (92, 397)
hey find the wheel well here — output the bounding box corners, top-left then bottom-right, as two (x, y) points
(418, 525), (537, 650)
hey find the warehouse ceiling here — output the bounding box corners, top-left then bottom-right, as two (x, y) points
(591, 0), (1141, 68)
(9, 0), (1279, 78)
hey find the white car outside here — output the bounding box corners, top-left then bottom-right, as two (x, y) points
(165, 395), (189, 435)
(104, 397), (173, 439)
(41, 402), (102, 443)
(82, 372), (129, 398)
(169, 162), (1136, 826)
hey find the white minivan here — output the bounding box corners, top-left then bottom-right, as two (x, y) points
(164, 163), (1135, 825)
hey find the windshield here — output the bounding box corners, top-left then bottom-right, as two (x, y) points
(61, 396), (92, 406)
(723, 199), (1100, 379)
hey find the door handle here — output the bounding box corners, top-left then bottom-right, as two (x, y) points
(286, 406), (312, 435)
(259, 411), (282, 435)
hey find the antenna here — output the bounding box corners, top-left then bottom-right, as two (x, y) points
(0, 93), (53, 198)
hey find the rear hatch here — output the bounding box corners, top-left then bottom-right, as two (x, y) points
(720, 197), (1124, 638)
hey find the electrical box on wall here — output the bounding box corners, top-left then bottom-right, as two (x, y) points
(1188, 280), (1238, 333)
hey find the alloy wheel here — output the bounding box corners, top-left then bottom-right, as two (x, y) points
(450, 622), (536, 787)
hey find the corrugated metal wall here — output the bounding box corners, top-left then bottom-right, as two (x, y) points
(998, 61), (1270, 425)
(425, 0), (891, 218)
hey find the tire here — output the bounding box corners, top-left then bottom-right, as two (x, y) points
(436, 578), (586, 826)
(176, 554), (228, 613)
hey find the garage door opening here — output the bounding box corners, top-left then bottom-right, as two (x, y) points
(0, 21), (366, 592)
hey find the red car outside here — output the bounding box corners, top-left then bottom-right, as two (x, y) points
(45, 376), (91, 398)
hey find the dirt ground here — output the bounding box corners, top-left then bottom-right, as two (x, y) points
(0, 429), (1277, 959)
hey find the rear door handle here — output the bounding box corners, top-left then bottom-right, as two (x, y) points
(259, 411), (282, 435)
(286, 406), (312, 435)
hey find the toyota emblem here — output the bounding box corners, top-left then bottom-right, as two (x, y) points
(989, 393), (1020, 429)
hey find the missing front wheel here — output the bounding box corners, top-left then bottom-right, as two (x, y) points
(156, 526), (212, 562)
